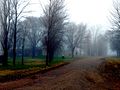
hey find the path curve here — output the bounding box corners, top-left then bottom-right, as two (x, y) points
(14, 57), (107, 90)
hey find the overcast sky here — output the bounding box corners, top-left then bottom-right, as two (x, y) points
(26, 0), (113, 31)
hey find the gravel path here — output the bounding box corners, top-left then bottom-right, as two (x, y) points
(13, 57), (107, 90)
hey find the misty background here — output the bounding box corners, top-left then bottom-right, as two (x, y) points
(23, 0), (115, 56)
(0, 0), (119, 66)
(15, 0), (116, 56)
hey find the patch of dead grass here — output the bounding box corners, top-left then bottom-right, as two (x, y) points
(99, 58), (120, 80)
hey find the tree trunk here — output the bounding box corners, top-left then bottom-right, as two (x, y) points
(2, 35), (8, 66)
(49, 52), (54, 63)
(46, 50), (49, 66)
(2, 49), (8, 66)
(21, 40), (25, 65)
(13, 29), (16, 66)
(32, 46), (35, 58)
(72, 48), (74, 58)
(13, 14), (17, 66)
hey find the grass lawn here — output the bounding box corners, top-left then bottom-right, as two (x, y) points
(0, 56), (71, 70)
(0, 56), (71, 82)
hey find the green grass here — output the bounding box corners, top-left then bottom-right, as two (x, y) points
(0, 56), (71, 82)
(0, 64), (46, 70)
(0, 56), (71, 70)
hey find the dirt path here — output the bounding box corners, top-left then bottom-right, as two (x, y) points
(0, 57), (108, 90)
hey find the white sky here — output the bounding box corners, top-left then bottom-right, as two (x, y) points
(26, 0), (113, 31)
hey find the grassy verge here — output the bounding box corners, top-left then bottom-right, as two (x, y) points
(0, 57), (70, 82)
(98, 57), (120, 80)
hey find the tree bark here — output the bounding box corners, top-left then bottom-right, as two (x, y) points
(46, 48), (49, 66)
(72, 48), (75, 58)
(13, 7), (17, 66)
(2, 32), (8, 66)
(13, 25), (17, 66)
(2, 49), (8, 66)
(21, 39), (25, 65)
(32, 46), (36, 58)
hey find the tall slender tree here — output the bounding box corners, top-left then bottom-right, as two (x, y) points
(17, 21), (28, 65)
(65, 23), (87, 57)
(41, 0), (67, 66)
(12, 0), (30, 66)
(0, 0), (13, 66)
(26, 17), (42, 58)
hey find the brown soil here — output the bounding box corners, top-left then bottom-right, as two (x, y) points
(0, 57), (118, 90)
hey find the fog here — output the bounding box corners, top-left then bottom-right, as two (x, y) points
(0, 0), (119, 66)
(26, 0), (112, 27)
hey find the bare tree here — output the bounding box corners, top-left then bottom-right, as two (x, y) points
(83, 30), (92, 56)
(65, 23), (77, 58)
(90, 26), (100, 56)
(11, 0), (30, 66)
(26, 17), (42, 58)
(66, 23), (87, 57)
(41, 0), (67, 66)
(0, 0), (13, 66)
(65, 24), (108, 57)
(77, 24), (87, 56)
(96, 34), (108, 56)
(109, 0), (120, 56)
(17, 20), (28, 65)
(86, 26), (108, 56)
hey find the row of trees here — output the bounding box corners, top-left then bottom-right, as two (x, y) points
(0, 0), (68, 66)
(0, 0), (109, 67)
(0, 0), (30, 66)
(65, 23), (108, 57)
(41, 0), (67, 66)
